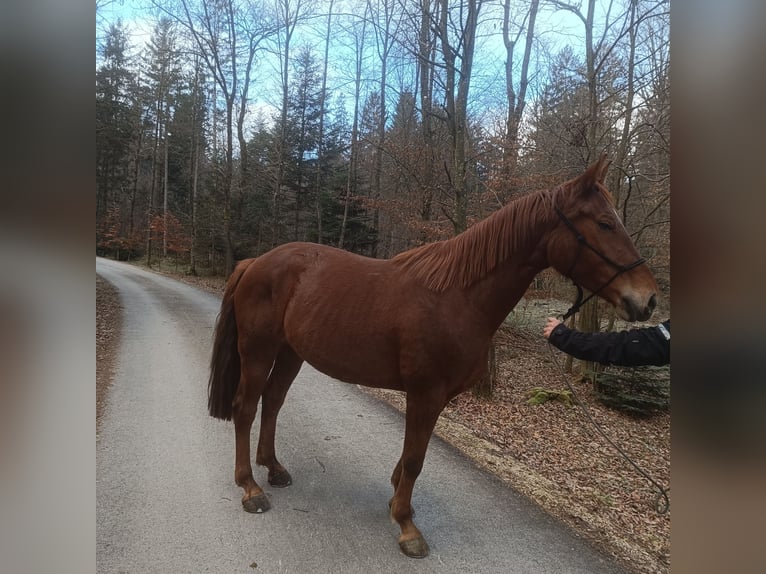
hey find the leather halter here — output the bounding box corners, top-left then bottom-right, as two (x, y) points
(554, 205), (645, 320)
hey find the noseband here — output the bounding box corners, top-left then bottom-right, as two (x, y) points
(554, 205), (645, 321)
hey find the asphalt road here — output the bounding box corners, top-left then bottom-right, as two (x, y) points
(96, 257), (625, 574)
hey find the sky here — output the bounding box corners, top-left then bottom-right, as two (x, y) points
(96, 0), (607, 134)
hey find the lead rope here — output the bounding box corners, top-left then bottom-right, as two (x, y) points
(546, 339), (670, 514)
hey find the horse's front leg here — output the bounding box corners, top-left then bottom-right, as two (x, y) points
(389, 395), (444, 558)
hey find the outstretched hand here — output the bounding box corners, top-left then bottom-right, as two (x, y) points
(543, 317), (561, 339)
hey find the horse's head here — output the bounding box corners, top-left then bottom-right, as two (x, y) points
(547, 154), (658, 322)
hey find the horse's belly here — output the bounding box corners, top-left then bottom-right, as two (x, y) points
(307, 356), (404, 391)
(289, 329), (404, 391)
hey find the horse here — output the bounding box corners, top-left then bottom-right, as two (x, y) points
(208, 154), (658, 558)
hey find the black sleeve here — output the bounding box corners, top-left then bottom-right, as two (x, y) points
(548, 319), (670, 367)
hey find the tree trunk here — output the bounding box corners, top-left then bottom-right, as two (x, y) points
(339, 7), (367, 249)
(223, 98), (235, 275)
(273, 0), (298, 247)
(502, 0), (538, 191)
(609, 0), (638, 209)
(189, 59), (201, 276)
(438, 0), (481, 236)
(369, 0), (394, 258)
(418, 0), (435, 234)
(314, 0), (333, 244)
(576, 0), (600, 381)
(163, 121), (169, 259)
(474, 336), (497, 400)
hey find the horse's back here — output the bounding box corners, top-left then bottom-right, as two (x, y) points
(238, 242), (383, 295)
(234, 241), (389, 326)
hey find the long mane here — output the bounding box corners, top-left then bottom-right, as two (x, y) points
(392, 188), (554, 291)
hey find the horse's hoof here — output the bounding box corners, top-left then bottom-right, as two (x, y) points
(242, 493), (271, 513)
(399, 536), (429, 558)
(269, 469), (292, 488)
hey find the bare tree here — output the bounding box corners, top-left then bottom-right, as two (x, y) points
(313, 0), (334, 244)
(417, 0), (437, 229)
(436, 0), (484, 234)
(502, 0), (538, 189)
(338, 5), (369, 249)
(189, 56), (205, 275)
(155, 0), (276, 274)
(367, 0), (401, 257)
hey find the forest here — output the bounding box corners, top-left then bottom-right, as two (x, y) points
(96, 0), (669, 301)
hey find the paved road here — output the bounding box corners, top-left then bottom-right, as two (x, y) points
(96, 257), (625, 574)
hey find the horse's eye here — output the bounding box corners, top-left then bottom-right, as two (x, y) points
(598, 221), (613, 231)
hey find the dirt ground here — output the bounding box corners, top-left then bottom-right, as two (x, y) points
(96, 269), (669, 573)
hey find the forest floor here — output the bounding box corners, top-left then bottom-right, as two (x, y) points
(96, 263), (670, 574)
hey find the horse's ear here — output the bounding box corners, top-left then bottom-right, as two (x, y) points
(595, 153), (611, 183)
(577, 153), (611, 192)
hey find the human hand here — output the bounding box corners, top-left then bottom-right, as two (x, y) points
(543, 317), (561, 339)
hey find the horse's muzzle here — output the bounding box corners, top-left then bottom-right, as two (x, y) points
(623, 293), (656, 322)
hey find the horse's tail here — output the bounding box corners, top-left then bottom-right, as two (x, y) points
(208, 259), (253, 420)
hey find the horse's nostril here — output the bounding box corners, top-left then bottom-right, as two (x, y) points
(647, 293), (657, 314)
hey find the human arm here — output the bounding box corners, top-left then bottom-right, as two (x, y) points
(544, 318), (670, 367)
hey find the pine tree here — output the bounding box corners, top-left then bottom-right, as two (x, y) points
(284, 45), (323, 241)
(96, 22), (138, 225)
(143, 17), (183, 264)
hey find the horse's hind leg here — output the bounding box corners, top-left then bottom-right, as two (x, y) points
(232, 345), (277, 513)
(256, 344), (303, 487)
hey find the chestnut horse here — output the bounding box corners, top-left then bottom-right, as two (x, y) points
(208, 155), (658, 558)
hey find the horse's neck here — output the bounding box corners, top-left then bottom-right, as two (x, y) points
(469, 256), (546, 335)
(463, 205), (552, 334)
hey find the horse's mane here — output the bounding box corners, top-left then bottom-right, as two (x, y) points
(392, 188), (555, 292)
